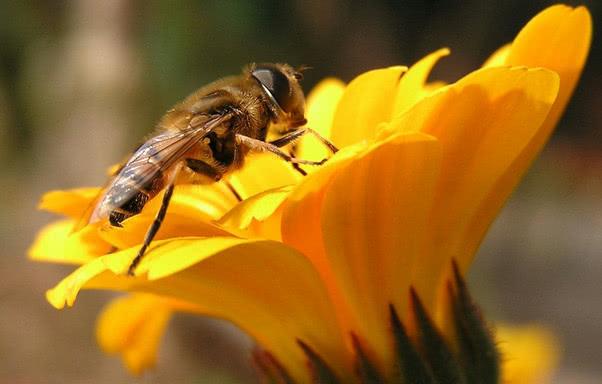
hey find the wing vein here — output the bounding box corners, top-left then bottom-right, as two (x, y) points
(88, 112), (232, 223)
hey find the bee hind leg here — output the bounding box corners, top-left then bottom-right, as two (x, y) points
(127, 182), (175, 276)
(185, 158), (242, 201)
(185, 158), (223, 182)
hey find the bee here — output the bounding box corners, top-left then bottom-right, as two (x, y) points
(87, 63), (338, 275)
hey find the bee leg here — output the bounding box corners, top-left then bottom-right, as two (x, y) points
(185, 158), (223, 182)
(268, 128), (308, 147)
(304, 127), (339, 153)
(268, 128), (338, 175)
(269, 129), (310, 175)
(127, 182), (175, 276)
(185, 158), (242, 201)
(291, 162), (308, 176)
(236, 134), (327, 166)
(269, 127), (339, 153)
(226, 181), (243, 202)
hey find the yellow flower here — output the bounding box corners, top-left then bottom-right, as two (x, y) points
(30, 4), (591, 382)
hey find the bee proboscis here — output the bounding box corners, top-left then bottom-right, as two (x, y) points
(85, 63), (338, 275)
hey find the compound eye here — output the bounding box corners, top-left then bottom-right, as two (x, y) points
(252, 65), (294, 113)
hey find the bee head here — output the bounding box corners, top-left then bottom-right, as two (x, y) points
(250, 63), (306, 127)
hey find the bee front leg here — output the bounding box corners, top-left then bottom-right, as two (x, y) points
(269, 127), (338, 153)
(268, 129), (310, 175)
(235, 134), (327, 166)
(268, 128), (338, 175)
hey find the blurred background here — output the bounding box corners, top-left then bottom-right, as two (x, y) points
(0, 0), (599, 383)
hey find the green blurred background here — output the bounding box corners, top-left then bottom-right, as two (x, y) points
(0, 1), (600, 383)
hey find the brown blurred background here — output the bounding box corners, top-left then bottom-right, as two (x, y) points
(0, 1), (600, 383)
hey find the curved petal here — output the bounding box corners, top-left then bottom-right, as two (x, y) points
(46, 237), (350, 382)
(46, 256), (133, 308)
(482, 43), (511, 68)
(37, 182), (238, 252)
(28, 219), (112, 264)
(151, 183), (240, 220)
(281, 141), (373, 337)
(96, 294), (173, 375)
(99, 212), (230, 250)
(466, 6), (593, 286)
(505, 5), (591, 135)
(387, 66), (559, 313)
(217, 185), (293, 240)
(319, 132), (441, 374)
(330, 66), (407, 148)
(392, 48), (450, 118)
(97, 184), (237, 249)
(227, 153), (300, 200)
(297, 78), (345, 162)
(39, 187), (101, 218)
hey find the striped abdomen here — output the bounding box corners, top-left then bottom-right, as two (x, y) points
(107, 167), (166, 227)
(91, 162), (167, 227)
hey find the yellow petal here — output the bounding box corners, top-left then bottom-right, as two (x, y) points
(281, 141), (372, 332)
(497, 325), (560, 384)
(96, 294), (172, 375)
(47, 237), (350, 382)
(38, 187), (101, 218)
(319, 132), (441, 374)
(46, 257), (125, 308)
(473, 7), (593, 277)
(28, 219), (112, 264)
(100, 212), (229, 250)
(227, 153), (300, 200)
(146, 183), (239, 220)
(392, 48), (450, 118)
(330, 66), (407, 148)
(505, 5), (592, 136)
(98, 184), (236, 249)
(217, 185), (293, 240)
(421, 80), (447, 95)
(482, 43), (511, 68)
(389, 66), (559, 313)
(297, 78), (345, 162)
(40, 180), (235, 224)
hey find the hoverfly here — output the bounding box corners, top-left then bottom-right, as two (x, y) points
(87, 63), (338, 275)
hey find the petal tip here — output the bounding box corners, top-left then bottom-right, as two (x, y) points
(436, 47), (451, 56)
(46, 288), (69, 309)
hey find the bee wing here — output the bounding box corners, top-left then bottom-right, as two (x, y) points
(89, 113), (231, 224)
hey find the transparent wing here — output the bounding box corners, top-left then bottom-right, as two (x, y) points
(89, 113), (230, 224)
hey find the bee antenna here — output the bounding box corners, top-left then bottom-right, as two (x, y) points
(293, 65), (312, 81)
(296, 64), (312, 73)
